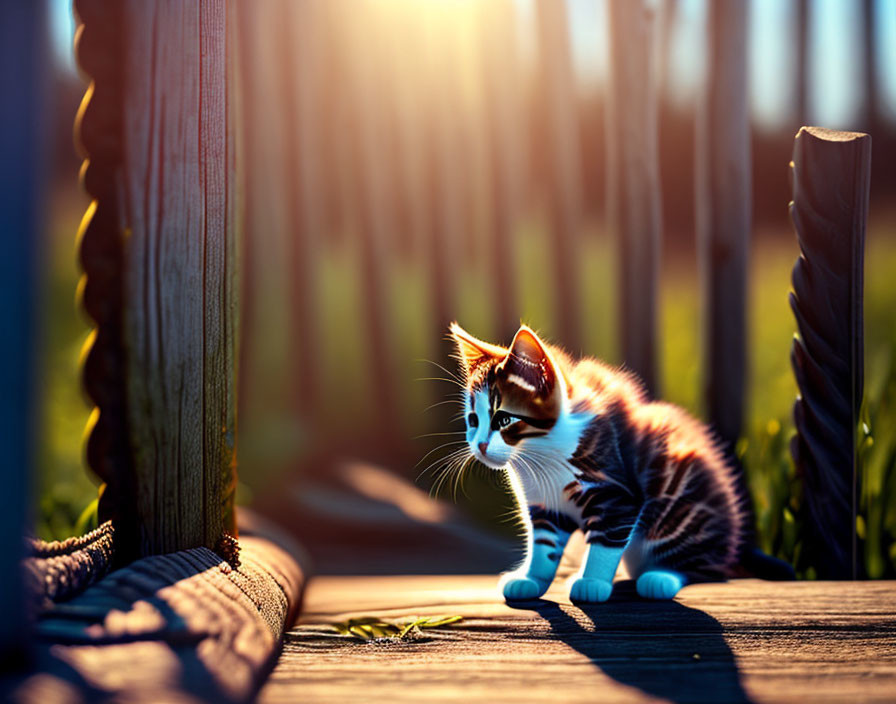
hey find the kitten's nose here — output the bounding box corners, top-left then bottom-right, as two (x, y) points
(478, 442), (489, 456)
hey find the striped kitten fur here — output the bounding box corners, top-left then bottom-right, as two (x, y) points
(449, 322), (791, 603)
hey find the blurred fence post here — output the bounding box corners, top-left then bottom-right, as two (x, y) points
(606, 0), (662, 395)
(281, 0), (324, 426)
(696, 0), (750, 454)
(795, 0), (809, 125)
(480, 0), (524, 341)
(789, 126), (870, 579)
(345, 1), (401, 449)
(0, 0), (46, 662)
(76, 0), (237, 559)
(535, 0), (584, 354)
(425, 8), (464, 341)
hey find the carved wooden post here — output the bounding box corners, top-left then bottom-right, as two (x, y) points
(535, 0), (584, 354)
(789, 126), (870, 579)
(0, 0), (47, 660)
(76, 0), (237, 560)
(606, 0), (662, 395)
(696, 0), (751, 454)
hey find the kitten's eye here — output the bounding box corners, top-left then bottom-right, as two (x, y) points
(467, 413), (479, 428)
(492, 411), (514, 430)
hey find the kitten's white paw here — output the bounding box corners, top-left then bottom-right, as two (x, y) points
(502, 577), (548, 601)
(636, 570), (685, 600)
(569, 577), (613, 604)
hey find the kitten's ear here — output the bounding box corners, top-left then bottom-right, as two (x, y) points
(449, 322), (507, 375)
(500, 325), (561, 399)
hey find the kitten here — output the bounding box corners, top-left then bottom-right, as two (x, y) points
(449, 322), (791, 603)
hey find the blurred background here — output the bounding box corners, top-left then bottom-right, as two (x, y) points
(37, 0), (896, 578)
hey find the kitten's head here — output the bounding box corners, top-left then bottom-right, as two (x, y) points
(449, 322), (567, 469)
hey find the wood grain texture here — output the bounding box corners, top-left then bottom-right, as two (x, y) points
(606, 0), (662, 397)
(696, 0), (751, 455)
(114, 1), (237, 556)
(262, 574), (896, 704)
(0, 0), (47, 661)
(789, 126), (870, 579)
(7, 536), (304, 703)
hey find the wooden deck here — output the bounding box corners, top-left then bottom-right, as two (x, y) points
(260, 575), (896, 704)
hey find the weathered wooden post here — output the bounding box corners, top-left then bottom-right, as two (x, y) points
(696, 0), (751, 454)
(789, 126), (870, 579)
(0, 0), (47, 661)
(76, 0), (237, 560)
(535, 0), (584, 354)
(606, 0), (662, 395)
(5, 3), (303, 698)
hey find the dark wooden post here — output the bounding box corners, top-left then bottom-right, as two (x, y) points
(696, 0), (751, 453)
(606, 0), (662, 395)
(0, 0), (47, 660)
(789, 126), (870, 579)
(535, 0), (584, 354)
(77, 0), (237, 559)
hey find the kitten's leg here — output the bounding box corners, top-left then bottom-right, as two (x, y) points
(569, 542), (626, 604)
(502, 507), (575, 601)
(570, 497), (640, 604)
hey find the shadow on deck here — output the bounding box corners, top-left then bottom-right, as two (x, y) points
(260, 575), (896, 704)
(529, 581), (750, 703)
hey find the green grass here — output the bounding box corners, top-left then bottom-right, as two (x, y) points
(35, 193), (896, 577)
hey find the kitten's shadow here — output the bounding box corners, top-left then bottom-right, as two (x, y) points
(513, 580), (752, 704)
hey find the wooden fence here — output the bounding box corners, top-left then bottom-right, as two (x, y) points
(234, 0), (870, 576)
(0, 0), (875, 695)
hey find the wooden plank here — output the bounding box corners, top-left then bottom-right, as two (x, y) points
(605, 0), (662, 396)
(261, 574), (896, 704)
(7, 536), (304, 703)
(696, 0), (751, 454)
(0, 0), (47, 663)
(535, 0), (584, 354)
(76, 1), (239, 558)
(789, 127), (870, 579)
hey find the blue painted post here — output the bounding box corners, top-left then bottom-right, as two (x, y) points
(0, 0), (47, 662)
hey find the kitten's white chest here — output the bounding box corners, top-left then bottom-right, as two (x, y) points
(508, 460), (583, 520)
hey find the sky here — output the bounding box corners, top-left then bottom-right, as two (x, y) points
(51, 0), (896, 132)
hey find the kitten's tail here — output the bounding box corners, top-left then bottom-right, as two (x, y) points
(740, 546), (796, 581)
